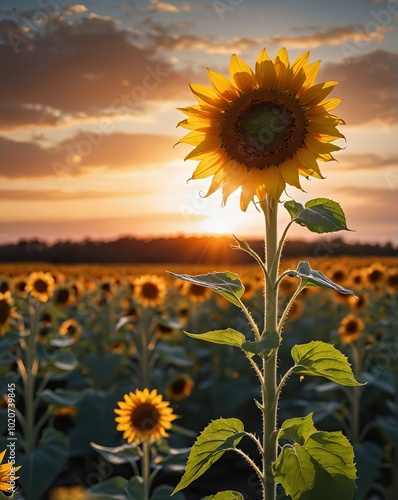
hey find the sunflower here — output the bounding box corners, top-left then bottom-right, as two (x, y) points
(178, 48), (344, 209)
(155, 321), (181, 340)
(49, 486), (88, 500)
(338, 314), (364, 344)
(114, 388), (178, 444)
(0, 292), (16, 336)
(166, 374), (195, 401)
(133, 275), (167, 308)
(26, 271), (55, 302)
(386, 268), (398, 292)
(11, 275), (28, 296)
(365, 263), (386, 287)
(59, 319), (82, 341)
(53, 286), (75, 307)
(0, 449), (21, 492)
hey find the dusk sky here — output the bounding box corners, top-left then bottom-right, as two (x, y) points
(1, 0), (398, 245)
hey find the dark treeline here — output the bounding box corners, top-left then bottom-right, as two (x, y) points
(0, 236), (396, 264)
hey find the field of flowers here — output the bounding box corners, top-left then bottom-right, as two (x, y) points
(0, 257), (397, 500)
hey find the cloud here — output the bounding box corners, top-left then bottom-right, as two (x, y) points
(0, 15), (191, 129)
(0, 104), (60, 130)
(270, 24), (393, 48)
(319, 50), (398, 125)
(149, 0), (191, 13)
(64, 4), (88, 15)
(0, 132), (180, 179)
(0, 190), (143, 201)
(338, 153), (398, 170)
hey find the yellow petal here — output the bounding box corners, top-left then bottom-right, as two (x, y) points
(262, 166), (285, 201)
(274, 47), (290, 66)
(305, 134), (341, 154)
(207, 68), (239, 101)
(184, 136), (221, 160)
(280, 158), (302, 190)
(296, 149), (325, 179)
(317, 98), (343, 112)
(189, 83), (225, 107)
(302, 60), (321, 90)
(191, 155), (221, 179)
(229, 54), (256, 93)
(240, 168), (263, 211)
(205, 168), (227, 197)
(300, 81), (338, 106)
(221, 163), (247, 205)
(178, 130), (207, 146)
(291, 51), (310, 74)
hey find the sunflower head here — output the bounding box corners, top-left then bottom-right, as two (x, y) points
(338, 314), (364, 344)
(133, 275), (167, 308)
(0, 292), (15, 335)
(178, 48), (344, 210)
(26, 271), (55, 302)
(166, 374), (195, 401)
(0, 449), (21, 490)
(59, 319), (82, 341)
(114, 388), (178, 444)
(365, 263), (386, 287)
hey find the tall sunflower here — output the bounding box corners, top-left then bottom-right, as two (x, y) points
(114, 388), (177, 444)
(178, 48), (344, 209)
(133, 275), (166, 308)
(0, 292), (16, 335)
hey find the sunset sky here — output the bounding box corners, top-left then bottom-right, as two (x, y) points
(1, 0), (398, 245)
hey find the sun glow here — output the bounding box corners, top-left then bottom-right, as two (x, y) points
(200, 213), (238, 235)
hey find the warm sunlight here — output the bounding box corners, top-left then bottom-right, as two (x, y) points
(200, 213), (238, 235)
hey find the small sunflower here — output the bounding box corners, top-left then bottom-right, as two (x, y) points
(178, 48), (343, 209)
(0, 279), (9, 294)
(59, 319), (82, 341)
(0, 449), (21, 492)
(53, 286), (75, 307)
(49, 485), (88, 500)
(365, 263), (386, 287)
(26, 271), (55, 302)
(133, 275), (166, 308)
(11, 275), (28, 296)
(166, 374), (195, 401)
(182, 282), (211, 302)
(0, 292), (16, 335)
(338, 314), (364, 344)
(114, 388), (177, 444)
(155, 322), (180, 340)
(386, 268), (398, 292)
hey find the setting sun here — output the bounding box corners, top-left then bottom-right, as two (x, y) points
(200, 214), (238, 235)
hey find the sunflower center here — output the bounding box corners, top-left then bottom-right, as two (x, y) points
(220, 89), (307, 170)
(141, 283), (160, 300)
(171, 379), (187, 395)
(131, 403), (159, 432)
(0, 300), (10, 325)
(34, 279), (48, 294)
(345, 320), (360, 335)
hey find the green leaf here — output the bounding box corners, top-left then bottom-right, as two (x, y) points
(354, 442), (383, 500)
(51, 350), (78, 371)
(155, 343), (193, 367)
(167, 271), (244, 307)
(241, 331), (280, 359)
(91, 442), (141, 464)
(172, 418), (245, 494)
(88, 476), (128, 499)
(84, 352), (121, 385)
(19, 429), (69, 500)
(277, 413), (317, 446)
(284, 200), (304, 219)
(289, 198), (350, 234)
(292, 341), (364, 386)
(185, 328), (246, 348)
(205, 491), (244, 500)
(40, 388), (84, 407)
(291, 261), (355, 295)
(273, 414), (357, 500)
(152, 485), (185, 500)
(126, 476), (145, 500)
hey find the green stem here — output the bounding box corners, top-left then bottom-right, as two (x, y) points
(237, 297), (261, 341)
(349, 342), (362, 446)
(142, 441), (150, 500)
(260, 196), (279, 500)
(277, 284), (304, 334)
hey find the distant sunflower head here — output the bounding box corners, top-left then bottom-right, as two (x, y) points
(338, 314), (365, 344)
(365, 263), (386, 287)
(49, 486), (88, 500)
(54, 286), (74, 307)
(114, 388), (177, 444)
(133, 275), (167, 308)
(0, 292), (15, 335)
(387, 268), (398, 292)
(182, 282), (211, 302)
(166, 374), (195, 401)
(12, 275), (28, 296)
(26, 271), (55, 302)
(59, 319), (82, 341)
(178, 48), (344, 210)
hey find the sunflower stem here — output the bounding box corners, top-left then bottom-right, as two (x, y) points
(277, 283), (305, 334)
(260, 195), (279, 500)
(142, 441), (151, 500)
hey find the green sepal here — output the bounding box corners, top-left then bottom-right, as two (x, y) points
(291, 341), (365, 386)
(172, 418), (245, 494)
(290, 261), (355, 295)
(241, 331), (280, 359)
(273, 414), (357, 500)
(284, 198), (350, 233)
(167, 271), (244, 307)
(185, 328), (246, 348)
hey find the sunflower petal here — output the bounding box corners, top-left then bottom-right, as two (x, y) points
(262, 166), (285, 201)
(280, 158), (303, 190)
(230, 54), (256, 93)
(207, 68), (239, 101)
(240, 168), (263, 211)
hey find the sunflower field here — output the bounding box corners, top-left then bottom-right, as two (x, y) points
(0, 256), (397, 500)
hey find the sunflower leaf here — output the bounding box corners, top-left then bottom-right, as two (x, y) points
(185, 328), (246, 348)
(167, 271), (244, 307)
(241, 331), (280, 358)
(284, 200), (304, 219)
(126, 476), (145, 500)
(292, 198), (350, 233)
(273, 414), (357, 500)
(291, 341), (365, 386)
(172, 418), (245, 494)
(205, 491), (244, 500)
(291, 261), (355, 295)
